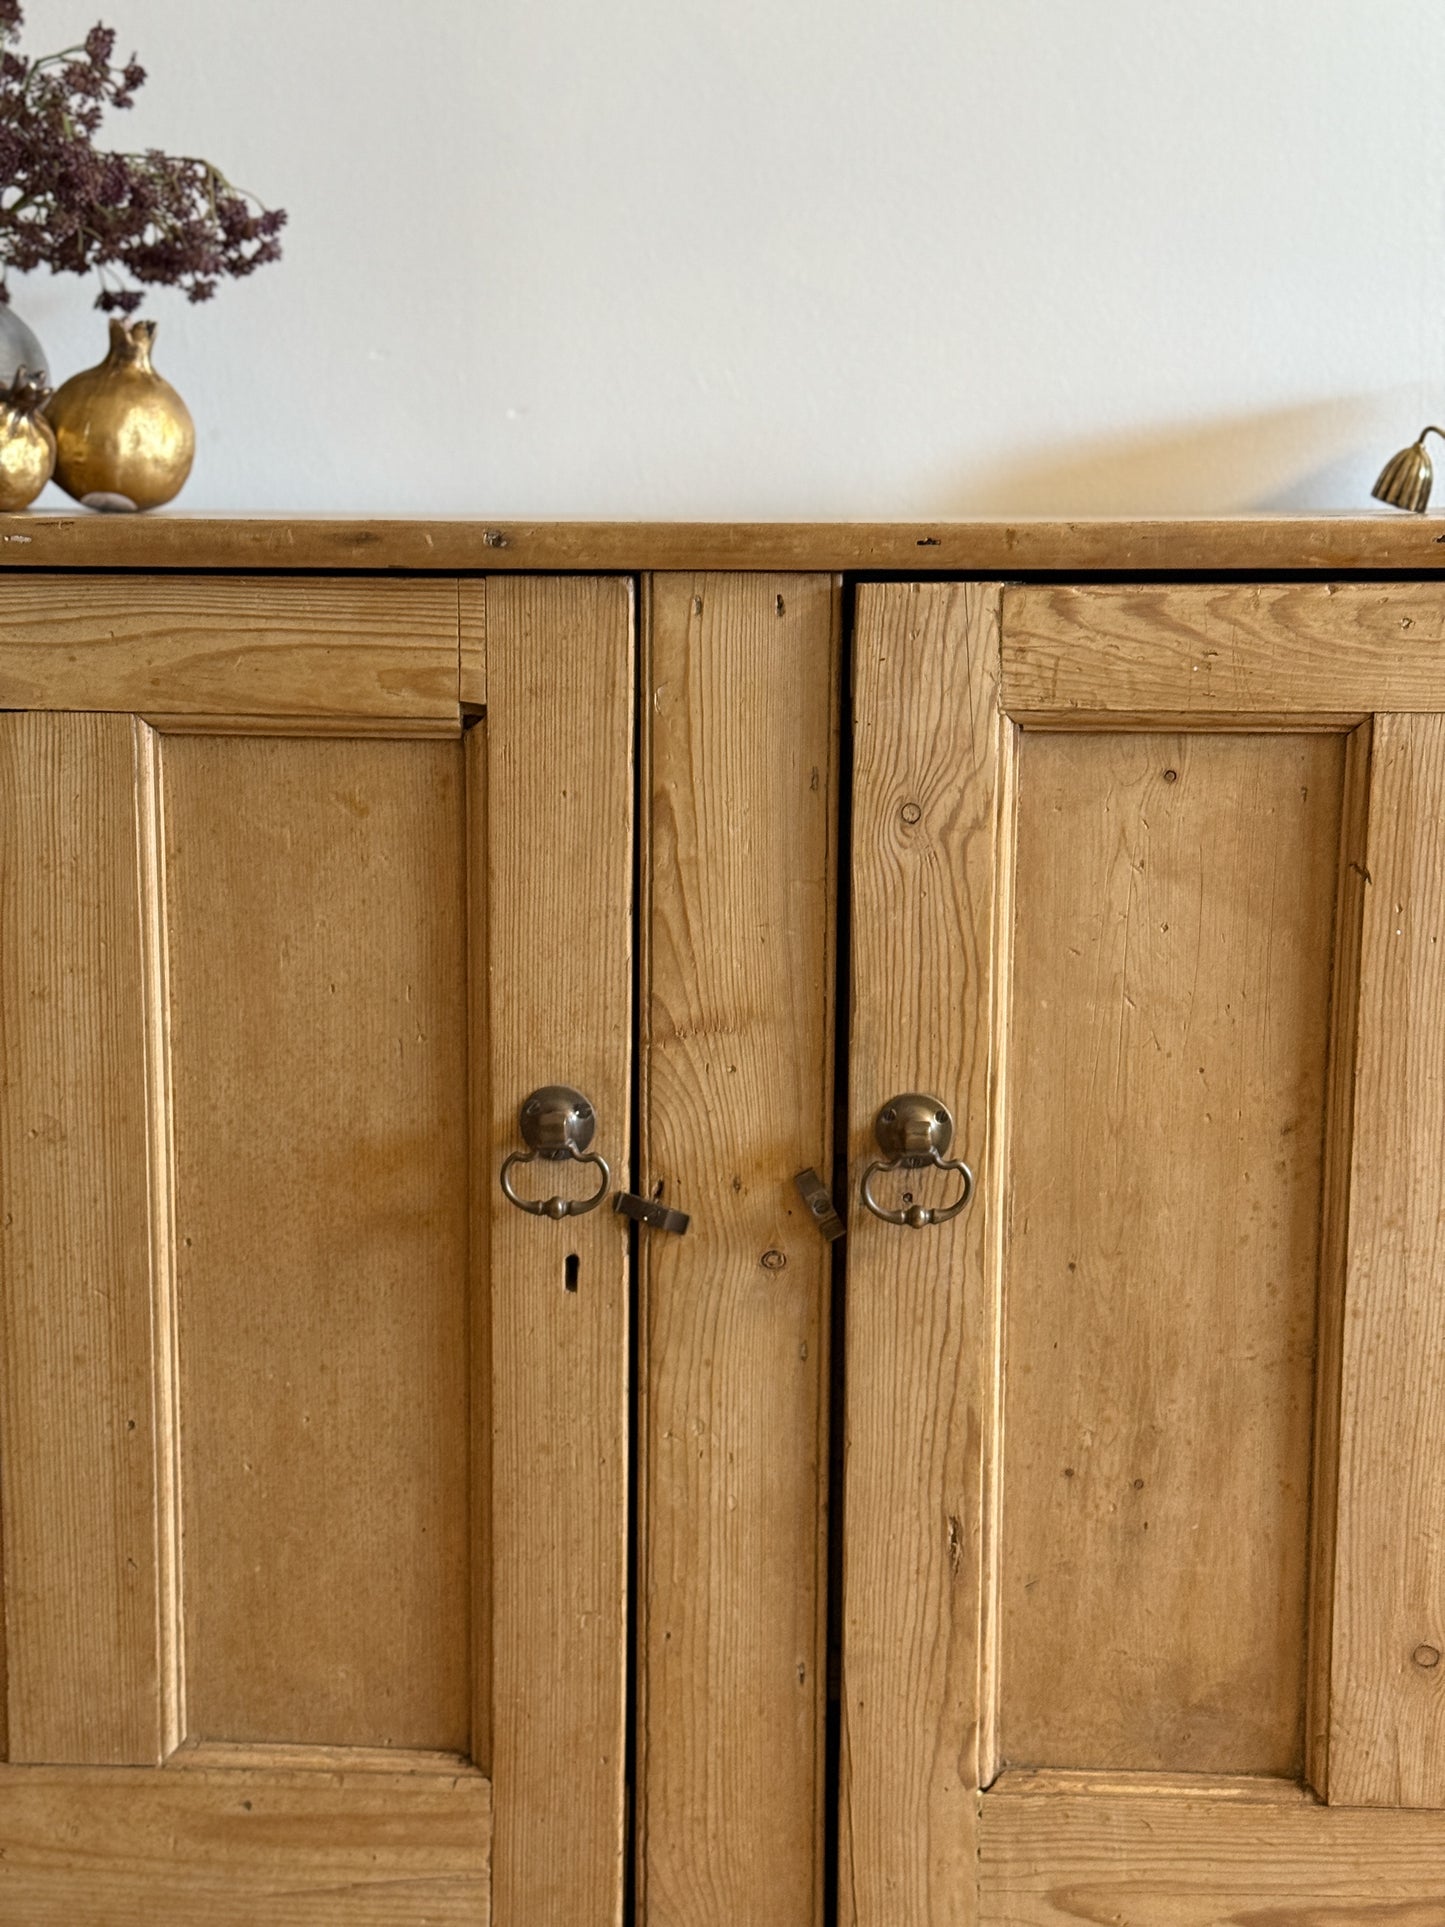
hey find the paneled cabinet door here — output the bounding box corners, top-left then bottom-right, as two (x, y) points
(0, 574), (634, 1926)
(841, 581), (1445, 1923)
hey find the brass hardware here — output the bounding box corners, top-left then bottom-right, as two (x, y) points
(499, 1084), (611, 1220)
(1372, 426), (1445, 513)
(794, 1168), (845, 1241)
(614, 1192), (690, 1235)
(860, 1093), (974, 1230)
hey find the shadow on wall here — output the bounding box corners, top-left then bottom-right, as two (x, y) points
(946, 396), (1406, 516)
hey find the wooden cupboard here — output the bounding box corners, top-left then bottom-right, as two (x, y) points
(1, 518), (1444, 1925)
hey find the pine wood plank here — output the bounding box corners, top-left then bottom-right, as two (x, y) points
(465, 722), (492, 1778)
(1304, 722), (1373, 1801)
(840, 583), (1005, 1927)
(0, 576), (460, 716)
(1000, 732), (1342, 1777)
(485, 577), (632, 1925)
(172, 1741), (479, 1776)
(1004, 584), (1445, 715)
(460, 580), (485, 706)
(0, 515), (1444, 574)
(1330, 711), (1445, 1807)
(979, 1779), (1445, 1923)
(140, 713), (463, 738)
(638, 572), (839, 1927)
(162, 734), (472, 1752)
(0, 1764), (490, 1924)
(0, 712), (163, 1764)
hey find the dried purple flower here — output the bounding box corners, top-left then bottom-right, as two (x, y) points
(0, 3), (286, 310)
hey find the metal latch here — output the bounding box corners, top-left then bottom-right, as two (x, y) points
(614, 1192), (690, 1236)
(794, 1168), (845, 1241)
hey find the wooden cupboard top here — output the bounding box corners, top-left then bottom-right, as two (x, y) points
(2, 514), (1445, 573)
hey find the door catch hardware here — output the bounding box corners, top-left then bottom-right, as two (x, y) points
(794, 1168), (845, 1242)
(614, 1192), (690, 1236)
(500, 1085), (611, 1219)
(859, 1093), (974, 1230)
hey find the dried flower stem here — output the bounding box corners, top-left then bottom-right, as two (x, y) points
(0, 2), (286, 312)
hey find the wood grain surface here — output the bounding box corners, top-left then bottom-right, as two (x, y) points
(1004, 584), (1445, 716)
(460, 581), (485, 706)
(1304, 722), (1373, 1801)
(0, 576), (461, 716)
(484, 577), (633, 1925)
(979, 1777), (1445, 1924)
(637, 572), (839, 1927)
(1000, 732), (1343, 1776)
(1330, 711), (1445, 1807)
(0, 514), (1438, 574)
(839, 583), (1006, 1927)
(0, 1764), (491, 1925)
(161, 733), (472, 1753)
(0, 713), (162, 1764)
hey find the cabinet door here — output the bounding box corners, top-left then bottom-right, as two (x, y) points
(635, 573), (841, 1927)
(0, 574), (633, 1925)
(841, 582), (1445, 1921)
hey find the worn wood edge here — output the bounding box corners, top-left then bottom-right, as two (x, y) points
(1011, 709), (1368, 733)
(1304, 721), (1373, 1802)
(465, 725), (492, 1777)
(139, 713), (463, 738)
(633, 577), (655, 1923)
(986, 1768), (1317, 1805)
(460, 580), (486, 707)
(0, 515), (1443, 574)
(814, 577), (844, 1916)
(133, 722), (183, 1757)
(168, 1740), (484, 1777)
(977, 714), (1019, 1792)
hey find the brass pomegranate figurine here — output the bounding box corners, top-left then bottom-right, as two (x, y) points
(0, 366), (56, 511)
(46, 319), (195, 512)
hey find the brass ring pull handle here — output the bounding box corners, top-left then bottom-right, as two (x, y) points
(859, 1093), (974, 1230)
(499, 1084), (612, 1220)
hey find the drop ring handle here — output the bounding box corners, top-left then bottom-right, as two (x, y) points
(859, 1093), (974, 1230)
(499, 1084), (612, 1220)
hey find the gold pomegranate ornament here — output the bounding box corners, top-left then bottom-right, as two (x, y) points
(46, 318), (195, 512)
(0, 367), (57, 511)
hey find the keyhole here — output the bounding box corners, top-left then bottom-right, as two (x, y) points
(565, 1253), (580, 1293)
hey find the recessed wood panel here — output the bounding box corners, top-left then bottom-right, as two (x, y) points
(162, 734), (471, 1752)
(1000, 731), (1344, 1775)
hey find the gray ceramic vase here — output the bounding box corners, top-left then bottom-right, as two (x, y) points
(0, 305), (48, 386)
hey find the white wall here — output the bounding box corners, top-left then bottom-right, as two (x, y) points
(11, 1), (1445, 516)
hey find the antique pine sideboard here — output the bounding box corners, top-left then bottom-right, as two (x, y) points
(2, 515), (1445, 1925)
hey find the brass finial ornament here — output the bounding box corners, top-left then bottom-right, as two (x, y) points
(1372, 426), (1445, 513)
